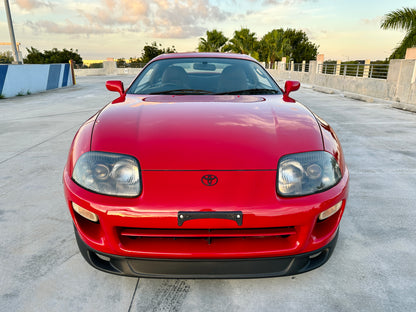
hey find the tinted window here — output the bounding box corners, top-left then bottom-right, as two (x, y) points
(127, 57), (282, 95)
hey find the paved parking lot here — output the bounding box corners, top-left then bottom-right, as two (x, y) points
(1, 75), (415, 311)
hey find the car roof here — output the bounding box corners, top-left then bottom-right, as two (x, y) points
(151, 52), (257, 62)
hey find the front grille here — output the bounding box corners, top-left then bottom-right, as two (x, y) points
(120, 227), (296, 240)
(117, 227), (298, 257)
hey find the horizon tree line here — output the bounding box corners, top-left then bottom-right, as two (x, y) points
(198, 28), (319, 67)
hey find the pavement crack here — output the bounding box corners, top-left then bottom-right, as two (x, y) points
(61, 251), (80, 266)
(128, 278), (140, 312)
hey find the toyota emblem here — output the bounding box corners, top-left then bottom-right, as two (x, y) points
(201, 174), (218, 186)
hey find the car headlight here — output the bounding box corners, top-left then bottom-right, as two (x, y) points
(72, 151), (141, 197)
(277, 151), (341, 197)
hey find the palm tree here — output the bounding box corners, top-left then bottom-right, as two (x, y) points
(198, 30), (228, 52)
(381, 7), (416, 59)
(259, 29), (290, 68)
(223, 28), (259, 59)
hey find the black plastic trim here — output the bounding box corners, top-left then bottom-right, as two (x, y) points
(74, 226), (339, 279)
(177, 211), (243, 226)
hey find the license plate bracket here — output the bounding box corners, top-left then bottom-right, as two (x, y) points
(177, 211), (243, 226)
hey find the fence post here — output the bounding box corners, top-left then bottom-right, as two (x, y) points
(317, 54), (324, 74)
(387, 59), (416, 103)
(276, 61), (283, 72)
(281, 57), (287, 71)
(363, 59), (371, 78)
(335, 60), (341, 75)
(405, 47), (416, 60)
(103, 61), (117, 75)
(69, 59), (76, 85)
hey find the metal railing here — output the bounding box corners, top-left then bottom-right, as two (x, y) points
(286, 62), (310, 72)
(76, 62), (103, 69)
(318, 63), (389, 79)
(117, 63), (145, 68)
(295, 63), (309, 72)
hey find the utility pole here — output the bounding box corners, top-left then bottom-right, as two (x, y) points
(4, 0), (20, 64)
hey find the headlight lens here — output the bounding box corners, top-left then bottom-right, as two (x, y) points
(72, 151), (141, 197)
(277, 151), (341, 197)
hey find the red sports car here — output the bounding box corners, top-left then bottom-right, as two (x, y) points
(63, 52), (349, 278)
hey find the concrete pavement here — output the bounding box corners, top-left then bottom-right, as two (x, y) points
(0, 76), (415, 311)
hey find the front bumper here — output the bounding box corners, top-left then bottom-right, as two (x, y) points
(64, 167), (348, 260)
(75, 226), (339, 278)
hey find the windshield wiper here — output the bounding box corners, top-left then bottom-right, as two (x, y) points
(216, 88), (279, 95)
(150, 89), (215, 95)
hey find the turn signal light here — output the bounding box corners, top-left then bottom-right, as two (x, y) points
(319, 201), (343, 221)
(72, 202), (99, 223)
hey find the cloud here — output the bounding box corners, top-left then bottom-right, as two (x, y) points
(262, 0), (315, 4)
(26, 20), (112, 35)
(75, 0), (227, 38)
(152, 25), (206, 39)
(361, 16), (382, 26)
(79, 0), (149, 26)
(22, 0), (227, 38)
(15, 0), (51, 10)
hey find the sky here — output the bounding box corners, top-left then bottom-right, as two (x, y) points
(1, 0), (415, 61)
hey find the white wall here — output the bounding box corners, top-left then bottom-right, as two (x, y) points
(271, 60), (416, 106)
(0, 63), (73, 98)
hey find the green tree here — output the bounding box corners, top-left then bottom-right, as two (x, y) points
(281, 29), (318, 63)
(88, 62), (103, 68)
(198, 29), (228, 52)
(140, 42), (176, 64)
(224, 28), (259, 59)
(258, 29), (291, 68)
(381, 7), (416, 59)
(24, 47), (44, 64)
(128, 57), (142, 68)
(0, 51), (13, 64)
(116, 58), (126, 67)
(24, 47), (83, 65)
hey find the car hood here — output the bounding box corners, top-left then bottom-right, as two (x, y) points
(90, 94), (323, 170)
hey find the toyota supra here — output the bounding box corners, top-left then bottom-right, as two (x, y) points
(63, 53), (349, 278)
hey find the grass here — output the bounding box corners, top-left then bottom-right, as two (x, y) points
(16, 90), (31, 96)
(0, 90), (32, 98)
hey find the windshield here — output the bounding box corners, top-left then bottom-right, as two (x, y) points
(127, 57), (282, 95)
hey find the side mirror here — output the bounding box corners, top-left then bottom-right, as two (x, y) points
(106, 80), (125, 97)
(283, 80), (300, 102)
